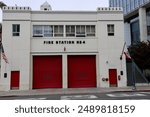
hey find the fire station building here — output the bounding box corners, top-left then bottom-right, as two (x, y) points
(0, 2), (127, 91)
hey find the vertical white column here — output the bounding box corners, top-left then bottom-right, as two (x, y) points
(124, 22), (131, 46)
(96, 54), (100, 87)
(139, 8), (147, 42)
(62, 54), (68, 88)
(63, 25), (66, 37)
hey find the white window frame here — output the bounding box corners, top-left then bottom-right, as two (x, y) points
(76, 25), (86, 37)
(12, 24), (20, 36)
(65, 25), (96, 37)
(33, 25), (54, 37)
(86, 25), (95, 37)
(33, 25), (43, 37)
(107, 24), (115, 36)
(43, 25), (53, 37)
(66, 25), (75, 37)
(54, 25), (63, 37)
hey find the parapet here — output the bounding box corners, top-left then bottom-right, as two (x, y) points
(97, 7), (123, 12)
(2, 6), (31, 11)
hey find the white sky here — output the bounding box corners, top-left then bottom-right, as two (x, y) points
(0, 0), (109, 21)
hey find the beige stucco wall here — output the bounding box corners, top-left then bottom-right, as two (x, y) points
(0, 7), (127, 91)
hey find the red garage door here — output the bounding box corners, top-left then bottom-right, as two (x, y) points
(33, 56), (62, 89)
(68, 55), (96, 88)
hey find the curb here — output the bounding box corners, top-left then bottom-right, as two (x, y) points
(0, 87), (150, 97)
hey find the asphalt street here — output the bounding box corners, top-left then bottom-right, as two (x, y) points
(0, 91), (150, 100)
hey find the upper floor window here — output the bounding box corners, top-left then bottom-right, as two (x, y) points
(86, 25), (95, 36)
(66, 25), (75, 37)
(12, 24), (20, 36)
(44, 26), (53, 37)
(66, 25), (95, 37)
(33, 25), (95, 38)
(33, 25), (43, 37)
(107, 24), (115, 36)
(33, 25), (63, 37)
(54, 25), (63, 37)
(76, 25), (86, 37)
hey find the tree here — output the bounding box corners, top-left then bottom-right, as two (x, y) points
(128, 41), (150, 70)
(0, 1), (6, 9)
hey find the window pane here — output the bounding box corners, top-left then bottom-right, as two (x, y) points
(91, 26), (95, 33)
(54, 26), (58, 33)
(81, 26), (85, 33)
(66, 26), (70, 33)
(86, 26), (90, 33)
(33, 25), (43, 35)
(17, 25), (20, 32)
(107, 25), (111, 32)
(131, 21), (140, 43)
(59, 26), (63, 33)
(76, 26), (80, 33)
(86, 25), (95, 37)
(66, 25), (75, 37)
(71, 26), (75, 32)
(111, 25), (114, 32)
(54, 25), (63, 37)
(44, 26), (53, 37)
(76, 25), (85, 34)
(13, 25), (17, 32)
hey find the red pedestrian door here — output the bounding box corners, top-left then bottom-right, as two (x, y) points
(109, 69), (118, 87)
(11, 71), (20, 90)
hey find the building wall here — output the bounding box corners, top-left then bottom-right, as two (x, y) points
(109, 0), (150, 14)
(1, 9), (31, 90)
(0, 6), (127, 91)
(0, 27), (1, 79)
(109, 0), (150, 46)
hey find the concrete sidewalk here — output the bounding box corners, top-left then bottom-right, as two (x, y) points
(0, 86), (150, 97)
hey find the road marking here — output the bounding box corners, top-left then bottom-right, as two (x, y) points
(107, 93), (146, 97)
(14, 97), (47, 100)
(61, 95), (98, 100)
(140, 92), (150, 95)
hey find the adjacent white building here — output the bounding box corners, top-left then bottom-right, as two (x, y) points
(0, 2), (127, 91)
